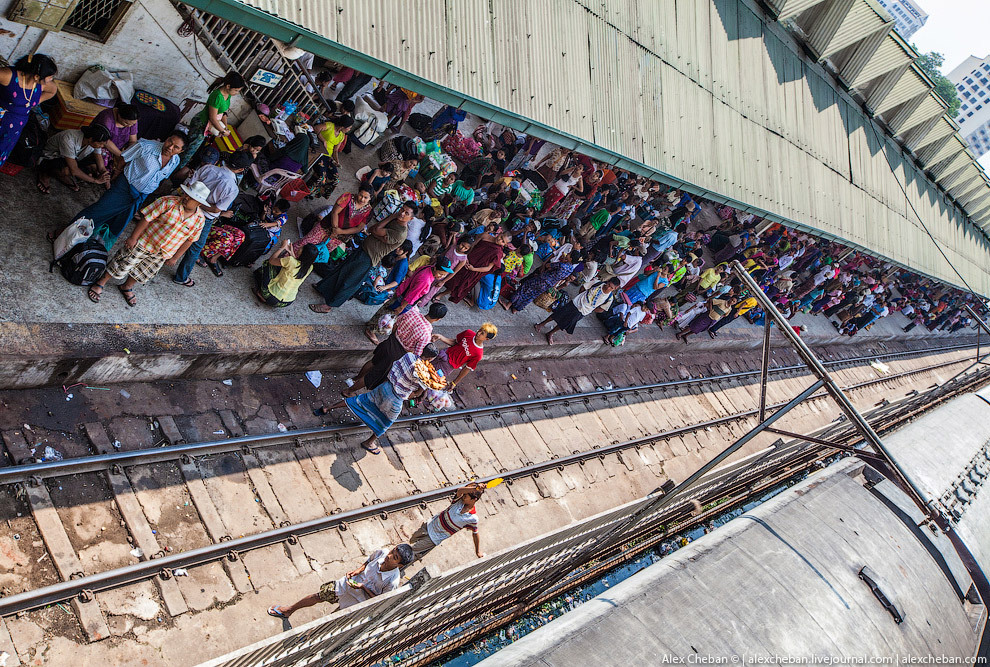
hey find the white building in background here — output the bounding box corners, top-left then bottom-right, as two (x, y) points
(875, 0), (928, 40)
(949, 55), (990, 160)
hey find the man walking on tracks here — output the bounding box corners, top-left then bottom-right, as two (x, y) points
(268, 543), (415, 619)
(407, 482), (486, 560)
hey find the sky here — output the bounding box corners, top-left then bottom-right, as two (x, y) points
(911, 0), (990, 74)
(910, 0), (990, 168)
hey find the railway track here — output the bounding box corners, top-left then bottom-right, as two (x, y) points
(0, 341), (976, 485)
(394, 366), (990, 667)
(0, 341), (979, 654)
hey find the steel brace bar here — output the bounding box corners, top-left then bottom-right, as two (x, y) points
(731, 261), (936, 521)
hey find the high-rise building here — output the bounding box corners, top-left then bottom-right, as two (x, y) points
(874, 0), (928, 40)
(948, 55), (990, 159)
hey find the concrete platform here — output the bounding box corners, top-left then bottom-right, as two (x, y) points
(0, 98), (977, 388)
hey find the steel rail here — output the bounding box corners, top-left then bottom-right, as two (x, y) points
(0, 341), (976, 486)
(0, 354), (980, 617)
(398, 372), (990, 667)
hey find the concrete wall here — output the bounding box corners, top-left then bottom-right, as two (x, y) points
(0, 0), (247, 120)
(0, 319), (976, 390)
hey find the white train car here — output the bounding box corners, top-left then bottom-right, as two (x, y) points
(476, 391), (990, 665)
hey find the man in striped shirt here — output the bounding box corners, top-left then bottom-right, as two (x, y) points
(407, 482), (485, 560)
(325, 302), (448, 406)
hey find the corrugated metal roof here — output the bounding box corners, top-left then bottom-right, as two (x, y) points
(195, 0), (990, 294)
(846, 29), (912, 89)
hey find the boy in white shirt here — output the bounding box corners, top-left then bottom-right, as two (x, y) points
(268, 543), (414, 618)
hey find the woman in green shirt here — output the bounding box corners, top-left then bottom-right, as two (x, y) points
(178, 72), (246, 169)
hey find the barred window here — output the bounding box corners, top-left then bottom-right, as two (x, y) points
(64, 0), (132, 41)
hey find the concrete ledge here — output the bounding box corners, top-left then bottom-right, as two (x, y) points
(0, 317), (976, 390)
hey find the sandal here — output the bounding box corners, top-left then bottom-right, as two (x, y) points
(36, 180), (50, 195)
(208, 262), (223, 277)
(173, 278), (196, 287)
(118, 285), (137, 307)
(87, 285), (102, 303)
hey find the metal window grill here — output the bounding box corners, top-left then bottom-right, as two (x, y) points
(174, 3), (329, 121)
(65, 0), (128, 38)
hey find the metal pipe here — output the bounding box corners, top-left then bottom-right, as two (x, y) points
(965, 305), (990, 338)
(731, 261), (936, 520)
(515, 377), (827, 606)
(758, 318), (773, 421)
(764, 427), (850, 449)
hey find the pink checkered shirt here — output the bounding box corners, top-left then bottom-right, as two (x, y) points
(395, 309), (433, 355)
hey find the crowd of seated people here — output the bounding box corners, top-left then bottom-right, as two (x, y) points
(5, 54), (978, 339)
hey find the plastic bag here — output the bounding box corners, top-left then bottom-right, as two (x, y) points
(52, 218), (94, 261)
(424, 388), (455, 412)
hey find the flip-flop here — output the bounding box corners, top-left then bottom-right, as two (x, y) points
(267, 605), (288, 619)
(173, 278), (196, 287)
(118, 286), (137, 307)
(87, 285), (102, 303)
(309, 304), (331, 313)
(362, 441), (382, 455)
(208, 262), (223, 277)
(36, 180), (50, 195)
(312, 407), (328, 416)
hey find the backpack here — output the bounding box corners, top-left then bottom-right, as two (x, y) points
(51, 236), (107, 286)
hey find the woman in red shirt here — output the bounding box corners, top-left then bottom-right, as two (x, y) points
(433, 323), (497, 390)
